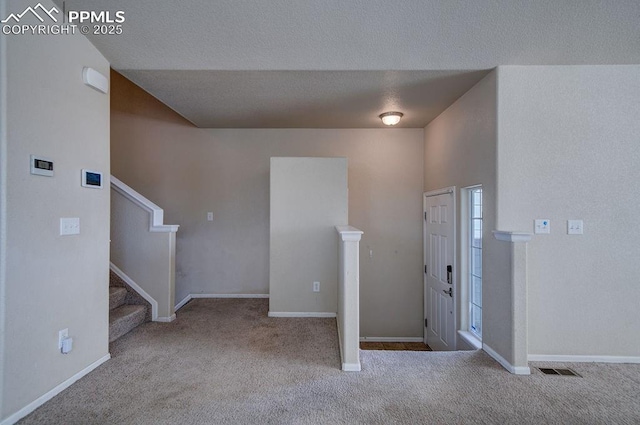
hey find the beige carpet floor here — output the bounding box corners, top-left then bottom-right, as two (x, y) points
(19, 299), (640, 424)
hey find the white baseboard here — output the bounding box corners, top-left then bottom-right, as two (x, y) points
(175, 294), (270, 311)
(155, 314), (176, 323)
(528, 354), (640, 364)
(359, 337), (423, 342)
(110, 262), (158, 321)
(0, 354), (110, 425)
(175, 294), (192, 311)
(268, 312), (336, 318)
(191, 293), (269, 299)
(483, 344), (531, 375)
(342, 362), (361, 372)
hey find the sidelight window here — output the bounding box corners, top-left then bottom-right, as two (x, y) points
(469, 187), (482, 339)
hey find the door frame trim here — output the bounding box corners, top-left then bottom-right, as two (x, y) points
(423, 186), (457, 350)
(424, 187), (455, 197)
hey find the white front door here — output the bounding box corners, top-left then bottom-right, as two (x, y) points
(424, 189), (456, 351)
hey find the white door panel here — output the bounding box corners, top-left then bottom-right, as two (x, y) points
(424, 190), (456, 351)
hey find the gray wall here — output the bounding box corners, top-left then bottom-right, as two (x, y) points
(497, 65), (640, 357)
(1, 0), (110, 418)
(111, 72), (425, 338)
(423, 71), (516, 358)
(269, 157), (348, 314)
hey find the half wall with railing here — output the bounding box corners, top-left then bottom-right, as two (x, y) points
(110, 176), (179, 322)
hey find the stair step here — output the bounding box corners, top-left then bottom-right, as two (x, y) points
(109, 287), (127, 310)
(109, 304), (147, 342)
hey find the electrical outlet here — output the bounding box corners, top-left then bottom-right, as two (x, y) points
(61, 337), (73, 354)
(313, 281), (320, 292)
(58, 328), (68, 350)
(207, 212), (213, 221)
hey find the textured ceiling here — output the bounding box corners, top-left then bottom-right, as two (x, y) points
(57, 0), (640, 70)
(120, 70), (490, 128)
(53, 0), (640, 128)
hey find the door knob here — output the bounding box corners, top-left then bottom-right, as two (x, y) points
(442, 287), (452, 297)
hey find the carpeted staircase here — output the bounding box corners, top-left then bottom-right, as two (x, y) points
(109, 270), (151, 342)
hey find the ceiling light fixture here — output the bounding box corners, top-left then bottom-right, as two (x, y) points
(379, 111), (403, 126)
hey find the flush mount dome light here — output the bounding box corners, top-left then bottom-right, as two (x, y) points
(379, 111), (403, 126)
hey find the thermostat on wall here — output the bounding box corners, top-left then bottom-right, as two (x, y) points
(81, 169), (103, 189)
(30, 155), (54, 177)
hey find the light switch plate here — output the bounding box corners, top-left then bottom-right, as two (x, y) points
(207, 212), (213, 221)
(567, 220), (584, 235)
(534, 219), (550, 234)
(60, 218), (80, 235)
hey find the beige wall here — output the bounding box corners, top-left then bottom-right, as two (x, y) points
(424, 71), (516, 359)
(111, 72), (425, 338)
(1, 0), (110, 419)
(425, 65), (640, 362)
(269, 158), (348, 314)
(497, 65), (640, 358)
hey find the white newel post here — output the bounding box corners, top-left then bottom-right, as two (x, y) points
(493, 231), (532, 374)
(336, 225), (363, 372)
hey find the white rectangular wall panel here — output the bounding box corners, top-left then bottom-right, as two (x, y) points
(269, 157), (348, 315)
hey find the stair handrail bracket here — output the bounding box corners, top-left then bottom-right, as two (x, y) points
(110, 176), (179, 233)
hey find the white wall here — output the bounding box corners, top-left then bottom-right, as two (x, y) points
(0, 0), (8, 415)
(424, 70), (516, 360)
(111, 72), (425, 338)
(269, 158), (348, 314)
(497, 65), (640, 358)
(1, 0), (111, 419)
(111, 188), (176, 320)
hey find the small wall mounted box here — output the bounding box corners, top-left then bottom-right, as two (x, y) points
(82, 67), (109, 94)
(81, 169), (103, 189)
(30, 155), (54, 177)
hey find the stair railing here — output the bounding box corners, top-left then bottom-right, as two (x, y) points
(110, 176), (179, 322)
